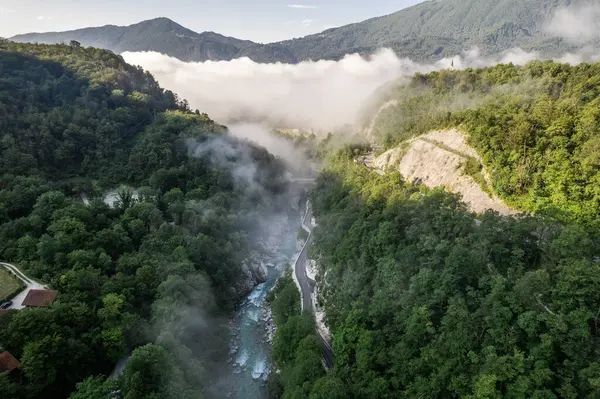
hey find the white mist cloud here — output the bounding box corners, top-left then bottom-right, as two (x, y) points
(122, 45), (600, 133)
(436, 47), (542, 70)
(123, 49), (430, 132)
(546, 4), (600, 43)
(227, 122), (316, 176)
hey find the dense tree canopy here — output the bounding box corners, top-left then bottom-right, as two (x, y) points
(267, 272), (326, 399)
(5, 38), (600, 399)
(0, 41), (292, 399)
(296, 150), (600, 398)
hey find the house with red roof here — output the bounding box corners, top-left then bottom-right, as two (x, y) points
(21, 289), (57, 308)
(0, 351), (20, 372)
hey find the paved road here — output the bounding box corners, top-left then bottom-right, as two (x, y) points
(295, 206), (315, 312)
(293, 203), (334, 369)
(0, 262), (47, 310)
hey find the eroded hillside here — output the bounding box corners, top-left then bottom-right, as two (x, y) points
(373, 129), (516, 215)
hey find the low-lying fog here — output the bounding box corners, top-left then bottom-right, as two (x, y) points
(123, 46), (598, 136)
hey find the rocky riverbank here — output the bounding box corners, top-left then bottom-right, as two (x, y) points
(226, 207), (303, 398)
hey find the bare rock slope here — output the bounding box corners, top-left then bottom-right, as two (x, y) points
(374, 129), (516, 215)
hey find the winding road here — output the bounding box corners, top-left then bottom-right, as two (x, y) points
(0, 262), (48, 310)
(293, 202), (334, 369)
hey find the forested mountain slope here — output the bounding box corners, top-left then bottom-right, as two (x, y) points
(277, 0), (596, 62)
(10, 0), (598, 63)
(267, 58), (600, 398)
(370, 61), (600, 223)
(0, 40), (292, 399)
(298, 152), (600, 398)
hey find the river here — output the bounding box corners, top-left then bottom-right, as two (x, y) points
(228, 211), (303, 398)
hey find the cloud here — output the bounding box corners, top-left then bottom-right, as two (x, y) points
(122, 46), (600, 133)
(37, 16), (53, 20)
(545, 4), (600, 43)
(287, 4), (317, 9)
(123, 49), (411, 132)
(0, 7), (15, 13)
(301, 19), (314, 27)
(227, 122), (314, 176)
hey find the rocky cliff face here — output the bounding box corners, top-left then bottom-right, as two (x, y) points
(235, 211), (297, 298)
(374, 129), (516, 215)
(237, 258), (269, 297)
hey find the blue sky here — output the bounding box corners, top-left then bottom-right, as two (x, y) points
(0, 0), (425, 42)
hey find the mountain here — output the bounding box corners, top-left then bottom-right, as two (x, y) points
(276, 0), (588, 61)
(9, 0), (598, 63)
(302, 0), (600, 61)
(10, 17), (298, 63)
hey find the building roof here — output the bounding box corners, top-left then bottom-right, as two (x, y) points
(0, 352), (19, 372)
(21, 289), (57, 307)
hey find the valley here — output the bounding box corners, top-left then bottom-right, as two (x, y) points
(3, 2), (600, 398)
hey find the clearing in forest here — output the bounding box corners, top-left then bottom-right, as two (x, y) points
(0, 268), (23, 302)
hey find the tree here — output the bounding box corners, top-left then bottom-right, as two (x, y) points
(116, 187), (137, 211)
(310, 376), (349, 399)
(122, 344), (174, 399)
(68, 376), (115, 399)
(0, 41), (289, 399)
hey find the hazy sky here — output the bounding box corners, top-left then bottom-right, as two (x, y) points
(0, 0), (425, 43)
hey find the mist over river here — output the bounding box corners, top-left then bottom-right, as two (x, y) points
(226, 203), (304, 398)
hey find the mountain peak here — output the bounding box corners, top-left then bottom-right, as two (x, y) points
(132, 17), (189, 32)
(138, 17), (179, 26)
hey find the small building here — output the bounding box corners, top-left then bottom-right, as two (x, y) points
(0, 351), (20, 372)
(21, 289), (58, 308)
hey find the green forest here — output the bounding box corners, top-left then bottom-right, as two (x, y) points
(0, 40), (293, 398)
(296, 150), (600, 398)
(266, 271), (331, 399)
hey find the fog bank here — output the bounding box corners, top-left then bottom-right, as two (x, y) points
(545, 3), (600, 43)
(123, 45), (600, 133)
(123, 49), (410, 132)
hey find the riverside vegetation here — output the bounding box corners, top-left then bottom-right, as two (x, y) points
(270, 148), (600, 398)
